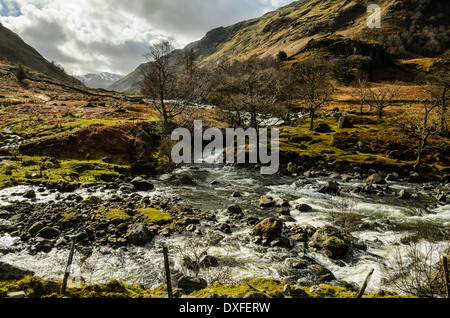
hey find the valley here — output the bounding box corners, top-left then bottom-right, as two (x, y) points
(0, 0), (449, 300)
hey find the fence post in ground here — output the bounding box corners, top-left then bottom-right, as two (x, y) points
(61, 237), (77, 295)
(163, 247), (173, 299)
(443, 256), (449, 299)
(356, 269), (375, 298)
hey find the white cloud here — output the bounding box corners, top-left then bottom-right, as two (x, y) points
(0, 0), (294, 75)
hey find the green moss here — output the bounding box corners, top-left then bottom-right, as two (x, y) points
(137, 208), (172, 224)
(190, 281), (256, 298)
(100, 208), (131, 220)
(9, 118), (121, 141)
(306, 284), (358, 298)
(0, 156), (125, 189)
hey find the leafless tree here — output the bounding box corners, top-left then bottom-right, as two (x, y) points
(141, 40), (178, 130)
(213, 55), (286, 131)
(366, 86), (399, 119)
(419, 59), (450, 134)
(399, 100), (439, 171)
(293, 57), (333, 131)
(354, 70), (369, 116)
(141, 41), (210, 133)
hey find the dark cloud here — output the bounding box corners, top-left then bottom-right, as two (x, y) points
(0, 0), (294, 75)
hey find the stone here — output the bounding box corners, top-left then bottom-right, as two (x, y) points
(7, 291), (26, 298)
(338, 117), (354, 129)
(125, 223), (154, 246)
(367, 174), (386, 185)
(0, 262), (34, 281)
(251, 218), (283, 242)
(130, 177), (154, 191)
(36, 226), (60, 239)
(311, 225), (350, 259)
(259, 195), (275, 208)
(200, 255), (219, 268)
(318, 181), (340, 195)
(398, 189), (411, 200)
(295, 204), (313, 212)
(243, 291), (270, 298)
(23, 189), (36, 199)
(28, 221), (45, 234)
(177, 276), (207, 294)
(227, 205), (242, 214)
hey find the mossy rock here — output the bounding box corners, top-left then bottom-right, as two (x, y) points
(311, 225), (350, 259)
(137, 208), (172, 224)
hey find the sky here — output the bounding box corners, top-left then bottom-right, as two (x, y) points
(0, 0), (295, 76)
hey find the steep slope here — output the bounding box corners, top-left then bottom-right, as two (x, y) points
(0, 23), (81, 85)
(76, 72), (124, 90)
(110, 0), (450, 94)
(108, 63), (146, 94)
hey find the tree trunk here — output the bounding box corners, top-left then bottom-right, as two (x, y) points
(441, 87), (447, 133)
(310, 110), (315, 131)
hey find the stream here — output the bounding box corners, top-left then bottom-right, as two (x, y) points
(0, 124), (449, 295)
(0, 162), (449, 294)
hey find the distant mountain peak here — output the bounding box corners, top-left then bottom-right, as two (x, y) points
(76, 72), (124, 90)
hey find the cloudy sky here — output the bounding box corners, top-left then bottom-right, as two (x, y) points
(0, 0), (294, 76)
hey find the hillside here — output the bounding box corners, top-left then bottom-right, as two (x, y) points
(0, 23), (81, 85)
(111, 0), (450, 94)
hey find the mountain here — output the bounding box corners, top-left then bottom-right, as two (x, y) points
(110, 0), (450, 94)
(0, 23), (81, 85)
(108, 64), (146, 94)
(76, 72), (124, 90)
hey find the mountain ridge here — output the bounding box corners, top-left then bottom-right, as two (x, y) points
(0, 23), (82, 85)
(110, 0), (449, 94)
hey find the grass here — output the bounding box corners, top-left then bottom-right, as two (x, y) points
(279, 114), (449, 178)
(8, 118), (122, 141)
(0, 156), (125, 188)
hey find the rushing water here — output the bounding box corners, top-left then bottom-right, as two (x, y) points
(1, 162), (449, 294)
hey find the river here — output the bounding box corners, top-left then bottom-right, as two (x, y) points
(0, 161), (449, 294)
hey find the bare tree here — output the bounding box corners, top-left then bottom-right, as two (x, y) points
(419, 59), (450, 134)
(213, 55), (285, 131)
(141, 40), (178, 131)
(366, 86), (399, 119)
(141, 41), (211, 133)
(354, 70), (369, 116)
(399, 100), (439, 171)
(293, 57), (333, 131)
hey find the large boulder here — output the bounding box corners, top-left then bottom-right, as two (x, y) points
(310, 225), (350, 259)
(177, 276), (208, 294)
(318, 181), (340, 195)
(125, 223), (154, 246)
(338, 117), (354, 129)
(251, 218), (283, 242)
(36, 226), (61, 239)
(0, 262), (34, 281)
(130, 177), (155, 191)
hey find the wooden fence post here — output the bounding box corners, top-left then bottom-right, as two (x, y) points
(356, 269), (375, 298)
(443, 256), (449, 299)
(61, 237), (77, 295)
(163, 247), (173, 299)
